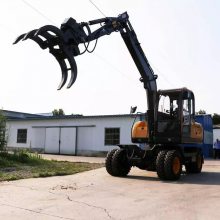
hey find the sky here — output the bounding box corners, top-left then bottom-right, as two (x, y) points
(0, 0), (219, 116)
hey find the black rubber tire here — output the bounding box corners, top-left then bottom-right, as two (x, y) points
(105, 149), (118, 176)
(112, 149), (131, 177)
(185, 152), (203, 173)
(164, 150), (182, 181)
(156, 150), (168, 180)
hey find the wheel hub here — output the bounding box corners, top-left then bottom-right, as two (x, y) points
(172, 157), (181, 175)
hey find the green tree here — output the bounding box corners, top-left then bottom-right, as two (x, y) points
(196, 109), (206, 115)
(212, 113), (220, 125)
(0, 110), (7, 151)
(52, 109), (65, 116)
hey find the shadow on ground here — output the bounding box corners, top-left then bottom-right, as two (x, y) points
(125, 171), (220, 186)
(180, 171), (220, 185)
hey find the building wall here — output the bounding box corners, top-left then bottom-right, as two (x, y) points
(213, 128), (220, 143)
(195, 114), (213, 157)
(6, 116), (135, 156)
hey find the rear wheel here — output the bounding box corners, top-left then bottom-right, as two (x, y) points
(105, 149), (118, 176)
(156, 150), (168, 180)
(185, 152), (203, 173)
(164, 150), (182, 180)
(112, 149), (131, 176)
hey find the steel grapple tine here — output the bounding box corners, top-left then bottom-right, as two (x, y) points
(13, 29), (48, 49)
(49, 48), (69, 90)
(29, 36), (48, 49)
(22, 29), (38, 41)
(21, 29), (48, 49)
(56, 59), (68, 90)
(37, 31), (55, 40)
(13, 33), (26, 44)
(34, 25), (67, 51)
(35, 25), (65, 40)
(49, 46), (78, 89)
(67, 62), (77, 89)
(65, 51), (78, 89)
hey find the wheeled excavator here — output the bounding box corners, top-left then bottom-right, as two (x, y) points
(14, 12), (204, 180)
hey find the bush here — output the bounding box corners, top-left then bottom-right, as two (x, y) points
(12, 149), (43, 164)
(0, 110), (7, 151)
(0, 149), (42, 166)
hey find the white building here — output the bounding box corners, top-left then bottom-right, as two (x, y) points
(6, 113), (137, 156)
(3, 110), (215, 157)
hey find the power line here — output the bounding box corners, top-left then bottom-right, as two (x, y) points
(94, 53), (143, 91)
(150, 62), (176, 88)
(21, 0), (56, 25)
(94, 53), (177, 92)
(0, 23), (16, 36)
(89, 0), (106, 17)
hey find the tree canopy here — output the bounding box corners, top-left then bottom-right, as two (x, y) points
(52, 109), (65, 116)
(212, 113), (220, 125)
(195, 109), (206, 115)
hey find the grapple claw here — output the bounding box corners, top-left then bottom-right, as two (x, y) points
(14, 19), (84, 89)
(48, 46), (77, 90)
(35, 25), (77, 89)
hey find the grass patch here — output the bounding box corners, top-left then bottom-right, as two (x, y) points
(0, 150), (103, 181)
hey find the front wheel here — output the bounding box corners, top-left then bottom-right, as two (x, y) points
(105, 149), (118, 176)
(112, 149), (131, 177)
(156, 150), (168, 180)
(164, 150), (182, 181)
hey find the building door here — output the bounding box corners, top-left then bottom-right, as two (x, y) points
(44, 127), (76, 155)
(60, 128), (76, 155)
(45, 128), (60, 154)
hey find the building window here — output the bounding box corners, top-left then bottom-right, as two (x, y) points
(17, 129), (27, 143)
(105, 128), (120, 145)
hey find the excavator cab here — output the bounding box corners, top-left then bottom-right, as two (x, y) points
(156, 88), (203, 144)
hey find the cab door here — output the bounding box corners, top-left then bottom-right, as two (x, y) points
(156, 94), (181, 143)
(181, 95), (194, 143)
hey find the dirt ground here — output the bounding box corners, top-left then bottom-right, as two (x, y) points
(0, 158), (220, 220)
